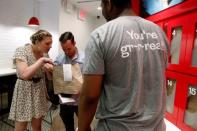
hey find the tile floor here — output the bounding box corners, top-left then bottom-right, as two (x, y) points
(0, 107), (181, 131)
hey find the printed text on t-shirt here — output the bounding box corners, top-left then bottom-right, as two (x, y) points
(121, 30), (161, 58)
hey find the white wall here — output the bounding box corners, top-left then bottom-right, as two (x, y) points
(59, 2), (105, 52)
(0, 0), (60, 69)
(39, 0), (60, 60)
(0, 0), (105, 69)
(0, 0), (35, 68)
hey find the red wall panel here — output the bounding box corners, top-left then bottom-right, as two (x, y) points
(131, 0), (197, 130)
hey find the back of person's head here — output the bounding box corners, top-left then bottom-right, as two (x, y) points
(101, 0), (132, 21)
(30, 30), (52, 44)
(109, 0), (131, 9)
(59, 32), (75, 44)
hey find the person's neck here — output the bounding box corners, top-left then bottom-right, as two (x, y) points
(31, 44), (43, 59)
(119, 8), (136, 17)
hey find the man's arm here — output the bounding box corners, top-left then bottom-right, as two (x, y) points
(78, 74), (103, 131)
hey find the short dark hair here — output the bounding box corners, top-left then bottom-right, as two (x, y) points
(59, 32), (75, 44)
(104, 0), (131, 9)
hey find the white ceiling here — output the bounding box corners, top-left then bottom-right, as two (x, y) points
(68, 0), (102, 17)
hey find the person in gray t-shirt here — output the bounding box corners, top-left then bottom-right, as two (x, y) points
(78, 0), (169, 131)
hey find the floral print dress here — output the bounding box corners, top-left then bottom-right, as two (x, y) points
(9, 44), (50, 122)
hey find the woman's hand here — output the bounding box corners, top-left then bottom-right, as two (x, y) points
(16, 57), (54, 80)
(43, 63), (54, 73)
(38, 57), (53, 66)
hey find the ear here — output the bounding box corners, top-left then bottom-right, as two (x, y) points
(73, 41), (76, 46)
(106, 0), (113, 12)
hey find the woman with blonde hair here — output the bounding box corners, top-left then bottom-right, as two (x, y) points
(9, 30), (54, 131)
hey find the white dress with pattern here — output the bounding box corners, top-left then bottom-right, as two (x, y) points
(9, 44), (49, 122)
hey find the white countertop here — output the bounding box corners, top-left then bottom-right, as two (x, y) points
(0, 68), (16, 77)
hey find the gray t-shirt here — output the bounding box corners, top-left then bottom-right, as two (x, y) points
(83, 16), (169, 131)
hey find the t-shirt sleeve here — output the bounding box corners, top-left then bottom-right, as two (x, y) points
(83, 33), (105, 75)
(13, 46), (27, 66)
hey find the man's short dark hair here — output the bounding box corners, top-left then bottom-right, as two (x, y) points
(59, 32), (75, 44)
(106, 0), (131, 9)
